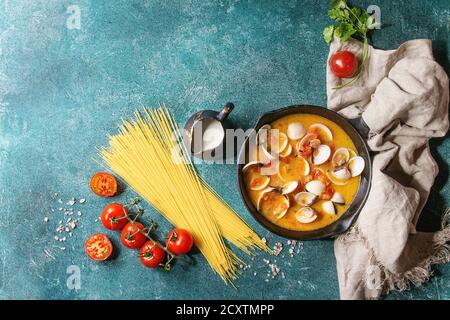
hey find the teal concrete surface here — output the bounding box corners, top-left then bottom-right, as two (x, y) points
(0, 0), (449, 300)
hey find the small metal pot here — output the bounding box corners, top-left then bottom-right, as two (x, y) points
(184, 103), (234, 160)
(237, 105), (372, 240)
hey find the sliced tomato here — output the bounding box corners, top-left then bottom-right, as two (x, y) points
(85, 233), (113, 261)
(90, 172), (117, 197)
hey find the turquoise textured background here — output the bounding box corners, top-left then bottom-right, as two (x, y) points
(0, 0), (449, 299)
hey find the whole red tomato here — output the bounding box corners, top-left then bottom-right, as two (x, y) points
(329, 51), (358, 78)
(166, 228), (194, 255)
(139, 240), (166, 268)
(101, 203), (128, 230)
(120, 222), (147, 249)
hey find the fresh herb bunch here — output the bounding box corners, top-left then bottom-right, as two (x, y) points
(323, 0), (380, 88)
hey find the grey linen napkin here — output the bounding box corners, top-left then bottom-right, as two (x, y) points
(327, 38), (450, 299)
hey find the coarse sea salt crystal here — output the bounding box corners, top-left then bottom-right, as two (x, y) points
(44, 217), (49, 222)
(79, 198), (86, 204)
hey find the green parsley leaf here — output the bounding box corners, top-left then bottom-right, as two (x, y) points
(334, 23), (356, 42)
(323, 25), (335, 44)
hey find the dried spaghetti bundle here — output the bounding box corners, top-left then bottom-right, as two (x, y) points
(100, 106), (268, 284)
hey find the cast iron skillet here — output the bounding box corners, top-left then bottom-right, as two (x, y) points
(237, 105), (372, 240)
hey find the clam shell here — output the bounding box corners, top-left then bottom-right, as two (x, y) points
(260, 159), (280, 176)
(322, 201), (336, 215)
(294, 192), (317, 206)
(298, 133), (318, 150)
(256, 187), (275, 210)
(331, 192), (345, 204)
(332, 147), (350, 167)
(242, 161), (262, 173)
(249, 175), (270, 191)
(312, 144), (331, 165)
(348, 156), (365, 177)
(326, 170), (349, 186)
(274, 195), (290, 220)
(287, 122), (306, 140)
(258, 144), (275, 163)
(299, 156), (310, 176)
(305, 180), (325, 196)
(279, 143), (292, 158)
(332, 167), (351, 181)
(269, 131), (288, 154)
(295, 207), (318, 224)
(308, 124), (333, 142)
(257, 124), (271, 145)
(281, 181), (298, 195)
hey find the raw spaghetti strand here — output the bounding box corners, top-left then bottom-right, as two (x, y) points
(100, 106), (268, 284)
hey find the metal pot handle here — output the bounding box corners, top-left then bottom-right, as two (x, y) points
(216, 102), (234, 122)
(348, 116), (370, 139)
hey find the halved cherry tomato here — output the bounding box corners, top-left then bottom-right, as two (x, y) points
(101, 203), (128, 230)
(85, 233), (113, 261)
(329, 51), (358, 78)
(139, 240), (166, 268)
(120, 222), (147, 249)
(166, 228), (194, 255)
(90, 172), (117, 197)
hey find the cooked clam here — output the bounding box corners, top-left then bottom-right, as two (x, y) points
(269, 131), (288, 154)
(330, 192), (345, 204)
(308, 124), (333, 142)
(294, 192), (317, 206)
(259, 158), (279, 176)
(249, 175), (270, 191)
(242, 161), (262, 173)
(326, 170), (349, 186)
(274, 195), (290, 220)
(298, 133), (318, 151)
(281, 181), (298, 195)
(322, 201), (336, 215)
(348, 156), (365, 177)
(295, 207), (318, 224)
(279, 143), (292, 158)
(258, 144), (275, 163)
(312, 144), (331, 165)
(348, 149), (357, 159)
(256, 187), (275, 210)
(332, 167), (351, 181)
(305, 180), (325, 196)
(258, 190), (290, 220)
(287, 122), (306, 140)
(257, 124), (271, 145)
(332, 147), (350, 167)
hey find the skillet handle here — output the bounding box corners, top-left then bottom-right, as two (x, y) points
(348, 116), (370, 140)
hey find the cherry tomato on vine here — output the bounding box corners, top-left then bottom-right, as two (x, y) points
(101, 203), (128, 230)
(120, 222), (147, 249)
(90, 172), (117, 197)
(139, 240), (166, 268)
(166, 228), (194, 255)
(85, 233), (113, 261)
(329, 51), (358, 78)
